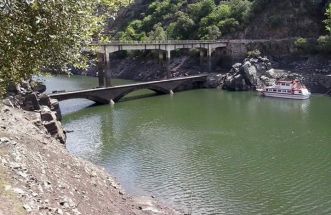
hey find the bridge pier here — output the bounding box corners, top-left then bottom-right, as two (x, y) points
(97, 53), (105, 87)
(97, 52), (111, 87)
(158, 50), (164, 63)
(166, 49), (171, 79)
(207, 48), (213, 73)
(105, 53), (112, 87)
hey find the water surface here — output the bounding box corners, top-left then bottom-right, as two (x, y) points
(50, 76), (331, 214)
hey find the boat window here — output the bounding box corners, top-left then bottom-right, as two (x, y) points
(278, 90), (282, 92)
(273, 89), (277, 92)
(286, 83), (290, 86)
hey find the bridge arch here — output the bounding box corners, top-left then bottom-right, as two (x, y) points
(170, 77), (206, 92)
(113, 85), (170, 102)
(57, 94), (111, 104)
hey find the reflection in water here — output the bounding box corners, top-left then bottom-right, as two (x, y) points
(62, 89), (331, 215)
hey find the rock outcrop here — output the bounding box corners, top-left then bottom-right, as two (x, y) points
(3, 79), (65, 144)
(220, 56), (303, 91)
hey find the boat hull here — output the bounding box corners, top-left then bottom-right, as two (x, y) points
(262, 92), (310, 100)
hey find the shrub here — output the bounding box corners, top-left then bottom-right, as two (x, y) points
(317, 35), (331, 53)
(294, 38), (309, 49)
(247, 49), (261, 58)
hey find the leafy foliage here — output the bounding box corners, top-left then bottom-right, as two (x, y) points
(317, 3), (331, 53)
(294, 38), (309, 49)
(324, 3), (331, 35)
(118, 0), (253, 41)
(247, 49), (261, 58)
(317, 35), (331, 53)
(0, 0), (125, 96)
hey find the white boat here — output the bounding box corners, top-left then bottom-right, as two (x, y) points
(258, 80), (311, 100)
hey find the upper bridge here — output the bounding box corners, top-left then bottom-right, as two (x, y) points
(90, 39), (280, 87)
(91, 40), (229, 87)
(91, 40), (228, 58)
(49, 74), (208, 104)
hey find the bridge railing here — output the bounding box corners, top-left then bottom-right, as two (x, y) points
(90, 40), (230, 46)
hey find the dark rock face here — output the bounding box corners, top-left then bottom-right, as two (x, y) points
(304, 74), (331, 94)
(109, 54), (204, 81)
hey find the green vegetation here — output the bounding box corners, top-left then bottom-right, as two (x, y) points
(247, 49), (261, 58)
(293, 3), (331, 54)
(294, 38), (309, 50)
(117, 0), (252, 41)
(116, 0), (329, 42)
(317, 3), (331, 53)
(324, 3), (331, 35)
(0, 0), (126, 96)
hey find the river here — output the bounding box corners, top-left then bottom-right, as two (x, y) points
(44, 75), (331, 215)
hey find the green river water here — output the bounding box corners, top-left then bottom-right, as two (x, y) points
(44, 75), (331, 215)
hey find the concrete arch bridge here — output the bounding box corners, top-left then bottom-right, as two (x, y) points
(49, 74), (208, 104)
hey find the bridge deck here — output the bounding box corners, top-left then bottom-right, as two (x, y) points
(49, 74), (208, 97)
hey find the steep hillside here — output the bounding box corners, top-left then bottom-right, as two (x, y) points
(237, 0), (330, 39)
(109, 0), (331, 40)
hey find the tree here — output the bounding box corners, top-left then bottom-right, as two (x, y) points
(317, 3), (331, 53)
(168, 12), (195, 39)
(324, 3), (331, 35)
(188, 0), (216, 22)
(148, 24), (167, 41)
(200, 25), (222, 40)
(228, 0), (252, 24)
(0, 0), (123, 96)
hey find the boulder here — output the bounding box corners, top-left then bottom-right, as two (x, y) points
(31, 81), (46, 94)
(50, 99), (62, 121)
(222, 56), (305, 91)
(39, 94), (52, 107)
(224, 74), (250, 91)
(2, 98), (14, 108)
(21, 80), (32, 92)
(242, 61), (258, 86)
(23, 93), (40, 111)
(41, 111), (57, 122)
(206, 74), (225, 88)
(44, 121), (66, 144)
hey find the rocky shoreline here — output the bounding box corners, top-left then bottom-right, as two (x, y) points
(0, 105), (179, 215)
(0, 81), (179, 214)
